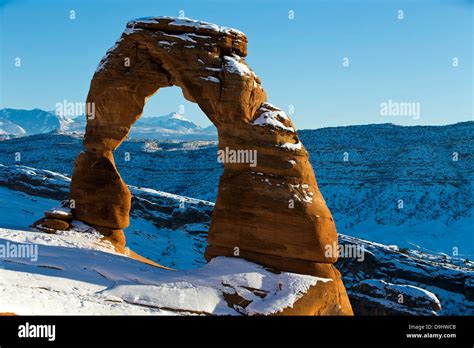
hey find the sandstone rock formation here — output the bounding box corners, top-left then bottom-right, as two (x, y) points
(68, 16), (352, 315)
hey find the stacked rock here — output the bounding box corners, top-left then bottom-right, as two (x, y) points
(31, 207), (72, 233)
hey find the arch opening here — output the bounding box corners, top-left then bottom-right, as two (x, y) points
(109, 85), (222, 269)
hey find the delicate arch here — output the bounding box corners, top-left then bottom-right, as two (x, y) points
(70, 17), (352, 315)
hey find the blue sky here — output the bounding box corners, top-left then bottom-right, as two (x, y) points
(0, 0), (472, 129)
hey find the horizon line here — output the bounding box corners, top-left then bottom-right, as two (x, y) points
(0, 106), (472, 131)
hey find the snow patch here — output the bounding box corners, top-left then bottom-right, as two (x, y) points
(162, 33), (197, 43)
(128, 17), (245, 37)
(224, 55), (251, 76)
(251, 103), (294, 133)
(278, 142), (302, 151)
(199, 76), (220, 83)
(290, 183), (314, 204)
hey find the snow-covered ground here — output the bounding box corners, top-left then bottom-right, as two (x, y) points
(0, 186), (58, 230)
(0, 165), (472, 315)
(0, 228), (323, 315)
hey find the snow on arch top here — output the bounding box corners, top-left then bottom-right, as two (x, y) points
(126, 16), (248, 56)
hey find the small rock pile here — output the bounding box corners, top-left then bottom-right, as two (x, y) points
(31, 206), (73, 233)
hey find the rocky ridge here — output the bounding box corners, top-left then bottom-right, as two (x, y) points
(1, 164), (472, 315)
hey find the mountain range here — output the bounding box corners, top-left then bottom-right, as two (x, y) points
(0, 108), (73, 137)
(0, 108), (217, 140)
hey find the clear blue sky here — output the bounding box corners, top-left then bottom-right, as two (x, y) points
(0, 0), (472, 129)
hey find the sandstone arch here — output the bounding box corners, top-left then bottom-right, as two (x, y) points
(70, 17), (352, 315)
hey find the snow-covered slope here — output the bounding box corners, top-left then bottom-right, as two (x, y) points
(0, 164), (472, 315)
(0, 228), (323, 315)
(0, 118), (26, 138)
(338, 235), (473, 315)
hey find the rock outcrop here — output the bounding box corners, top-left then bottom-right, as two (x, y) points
(67, 16), (352, 315)
(337, 234), (473, 316)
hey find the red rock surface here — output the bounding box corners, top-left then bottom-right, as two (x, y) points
(31, 218), (70, 233)
(69, 16), (352, 315)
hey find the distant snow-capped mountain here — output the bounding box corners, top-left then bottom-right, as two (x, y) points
(0, 118), (26, 137)
(137, 112), (200, 131)
(0, 108), (73, 139)
(130, 112), (217, 139)
(0, 108), (217, 140)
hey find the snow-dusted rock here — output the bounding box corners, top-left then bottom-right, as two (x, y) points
(337, 234), (473, 315)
